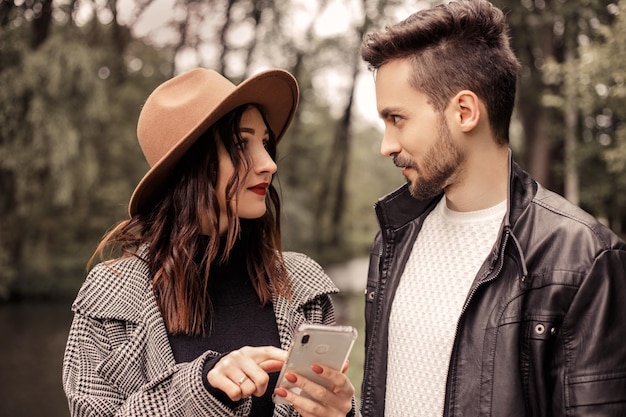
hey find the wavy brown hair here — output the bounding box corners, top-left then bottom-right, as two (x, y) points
(360, 0), (521, 144)
(88, 104), (290, 335)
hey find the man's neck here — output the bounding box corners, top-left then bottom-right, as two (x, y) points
(444, 145), (509, 212)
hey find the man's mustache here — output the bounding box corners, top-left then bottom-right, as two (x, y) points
(393, 155), (417, 170)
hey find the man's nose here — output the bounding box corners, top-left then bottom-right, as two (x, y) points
(380, 131), (401, 157)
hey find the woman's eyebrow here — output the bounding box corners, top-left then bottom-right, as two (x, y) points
(240, 127), (269, 135)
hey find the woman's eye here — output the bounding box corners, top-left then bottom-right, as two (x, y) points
(391, 115), (401, 124)
(235, 140), (247, 150)
(263, 140), (270, 150)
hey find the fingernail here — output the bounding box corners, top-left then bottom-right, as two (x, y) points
(285, 373), (297, 383)
(311, 364), (323, 374)
(274, 388), (287, 397)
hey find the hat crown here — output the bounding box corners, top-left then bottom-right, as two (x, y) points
(138, 69), (236, 167)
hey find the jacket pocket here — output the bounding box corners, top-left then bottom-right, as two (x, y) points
(567, 370), (626, 407)
(97, 320), (148, 397)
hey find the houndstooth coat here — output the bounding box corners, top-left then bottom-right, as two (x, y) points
(63, 250), (354, 416)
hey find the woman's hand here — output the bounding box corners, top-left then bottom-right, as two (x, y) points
(273, 361), (355, 417)
(207, 346), (287, 401)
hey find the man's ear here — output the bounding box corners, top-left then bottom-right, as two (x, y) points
(449, 90), (481, 133)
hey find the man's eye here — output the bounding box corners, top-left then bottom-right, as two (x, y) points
(391, 115), (401, 124)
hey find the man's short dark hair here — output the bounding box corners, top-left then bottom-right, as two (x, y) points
(361, 0), (521, 144)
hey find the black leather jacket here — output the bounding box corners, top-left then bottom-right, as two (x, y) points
(361, 155), (626, 416)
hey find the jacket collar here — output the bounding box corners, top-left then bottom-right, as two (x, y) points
(72, 252), (153, 323)
(506, 149), (537, 227)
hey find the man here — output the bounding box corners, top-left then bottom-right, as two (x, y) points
(358, 1), (626, 416)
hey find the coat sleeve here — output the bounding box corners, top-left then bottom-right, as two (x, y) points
(558, 248), (626, 416)
(62, 312), (253, 417)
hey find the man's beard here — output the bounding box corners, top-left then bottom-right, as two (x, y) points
(394, 119), (464, 200)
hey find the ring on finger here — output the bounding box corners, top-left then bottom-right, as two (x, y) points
(237, 375), (248, 386)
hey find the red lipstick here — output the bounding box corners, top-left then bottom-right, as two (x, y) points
(248, 182), (269, 196)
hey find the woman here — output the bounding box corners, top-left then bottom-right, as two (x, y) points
(62, 68), (356, 417)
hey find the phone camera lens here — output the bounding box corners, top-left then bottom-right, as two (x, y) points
(301, 334), (310, 344)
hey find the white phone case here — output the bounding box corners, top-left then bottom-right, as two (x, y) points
(273, 323), (357, 405)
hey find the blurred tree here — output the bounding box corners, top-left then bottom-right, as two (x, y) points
(576, 0), (626, 232)
(0, 1), (170, 298)
(495, 0), (625, 236)
(311, 0), (414, 260)
(498, 0), (625, 233)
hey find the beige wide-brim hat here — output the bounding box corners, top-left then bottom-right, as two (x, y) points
(128, 68), (299, 216)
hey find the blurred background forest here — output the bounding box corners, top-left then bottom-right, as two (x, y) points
(2, 0), (626, 301)
(0, 0), (625, 416)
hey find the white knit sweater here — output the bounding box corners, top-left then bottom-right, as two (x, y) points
(385, 198), (506, 416)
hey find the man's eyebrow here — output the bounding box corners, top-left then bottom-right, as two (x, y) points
(379, 107), (401, 119)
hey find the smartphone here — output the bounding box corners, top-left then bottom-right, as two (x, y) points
(273, 323), (357, 405)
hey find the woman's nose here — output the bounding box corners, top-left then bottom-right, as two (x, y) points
(254, 147), (277, 174)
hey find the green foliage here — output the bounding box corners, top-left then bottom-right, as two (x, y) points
(0, 16), (170, 298)
(494, 0), (626, 235)
(576, 0), (626, 227)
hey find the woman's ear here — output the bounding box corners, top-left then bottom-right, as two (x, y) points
(450, 90), (481, 133)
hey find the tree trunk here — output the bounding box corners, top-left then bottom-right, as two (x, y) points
(107, 0), (129, 84)
(509, 18), (554, 188)
(563, 47), (579, 204)
(30, 0), (53, 49)
(217, 0), (237, 76)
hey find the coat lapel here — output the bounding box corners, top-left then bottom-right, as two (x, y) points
(73, 253), (175, 393)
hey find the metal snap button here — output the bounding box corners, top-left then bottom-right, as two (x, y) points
(535, 323), (545, 335)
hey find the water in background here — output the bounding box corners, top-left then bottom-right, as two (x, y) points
(0, 301), (74, 417)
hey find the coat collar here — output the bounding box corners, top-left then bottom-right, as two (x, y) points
(73, 249), (338, 353)
(73, 250), (337, 321)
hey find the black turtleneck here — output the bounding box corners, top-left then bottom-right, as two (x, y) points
(167, 237), (281, 415)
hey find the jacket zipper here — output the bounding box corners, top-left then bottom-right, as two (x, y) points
(443, 228), (512, 416)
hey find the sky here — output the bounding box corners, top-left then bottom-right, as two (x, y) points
(108, 0), (427, 125)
